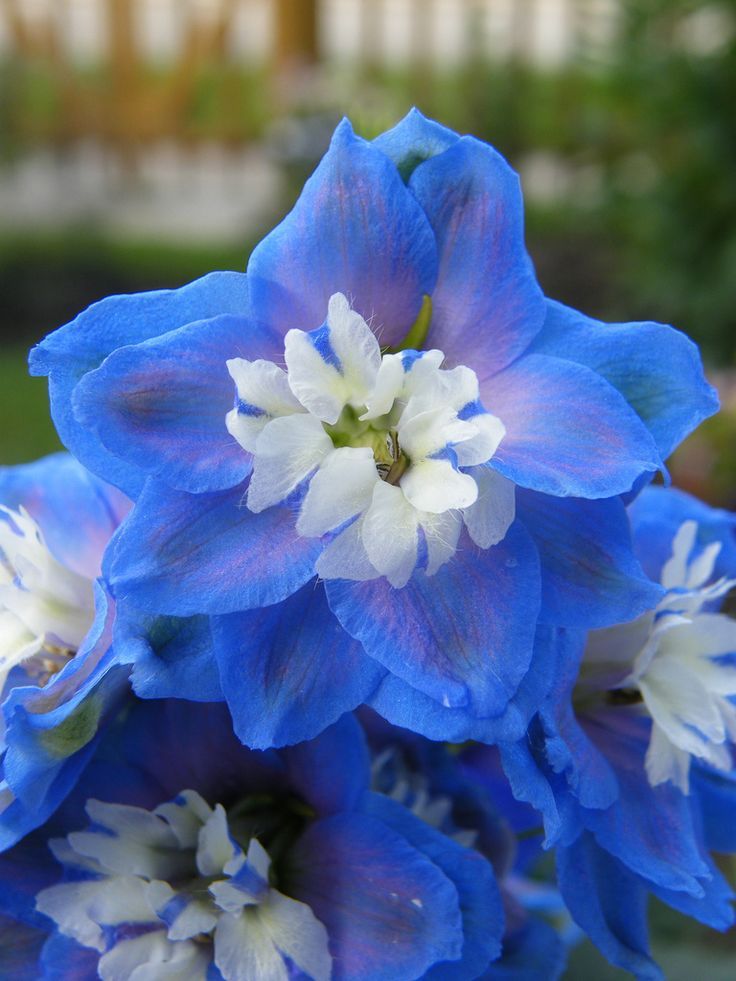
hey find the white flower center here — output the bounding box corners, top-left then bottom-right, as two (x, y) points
(226, 293), (514, 587)
(36, 790), (332, 981)
(584, 519), (736, 793)
(0, 506), (95, 692)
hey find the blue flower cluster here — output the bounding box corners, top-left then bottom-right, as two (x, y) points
(0, 110), (733, 979)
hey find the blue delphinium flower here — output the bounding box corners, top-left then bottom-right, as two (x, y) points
(29, 110), (716, 749)
(1, 700), (503, 980)
(360, 708), (571, 980)
(0, 453), (131, 851)
(498, 486), (736, 978)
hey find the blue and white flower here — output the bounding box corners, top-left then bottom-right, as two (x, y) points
(0, 453), (130, 851)
(29, 110), (717, 748)
(0, 701), (504, 981)
(498, 486), (736, 978)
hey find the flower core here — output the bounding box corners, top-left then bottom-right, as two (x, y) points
(36, 789), (332, 981)
(226, 293), (514, 587)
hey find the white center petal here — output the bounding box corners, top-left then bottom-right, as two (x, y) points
(584, 518), (736, 793)
(227, 293), (510, 587)
(247, 415), (333, 513)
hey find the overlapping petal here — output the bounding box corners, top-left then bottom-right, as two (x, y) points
(107, 478), (321, 616)
(327, 524), (540, 718)
(73, 315), (259, 495)
(247, 118), (438, 348)
(409, 137), (545, 379)
(28, 271), (250, 498)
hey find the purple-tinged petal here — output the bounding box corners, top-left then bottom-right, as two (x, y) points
(373, 108), (459, 181)
(29, 271), (250, 498)
(283, 812), (463, 981)
(487, 354), (662, 498)
(73, 315), (260, 495)
(531, 299), (719, 461)
(409, 136), (544, 379)
(247, 118), (438, 347)
(362, 791), (503, 980)
(327, 524), (540, 718)
(108, 479), (320, 616)
(0, 914), (48, 979)
(212, 582), (385, 749)
(0, 453), (129, 581)
(368, 625), (563, 745)
(556, 833), (663, 981)
(517, 491), (663, 629)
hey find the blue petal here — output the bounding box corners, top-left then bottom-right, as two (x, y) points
(409, 136), (544, 379)
(326, 523), (540, 718)
(247, 118), (438, 348)
(368, 624), (563, 745)
(362, 791), (503, 980)
(581, 711), (711, 895)
(0, 452), (129, 580)
(488, 354), (662, 498)
(629, 484), (736, 584)
(531, 299), (719, 461)
(29, 271), (250, 498)
(73, 314), (258, 495)
(556, 833), (663, 981)
(485, 916), (567, 981)
(517, 491), (663, 629)
(114, 603), (223, 703)
(283, 812), (463, 981)
(0, 830), (60, 925)
(281, 714), (371, 817)
(373, 108), (459, 181)
(692, 762), (736, 853)
(651, 857), (734, 932)
(108, 479), (321, 615)
(211, 582), (385, 748)
(40, 932), (101, 981)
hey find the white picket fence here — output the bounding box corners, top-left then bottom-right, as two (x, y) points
(0, 0), (620, 67)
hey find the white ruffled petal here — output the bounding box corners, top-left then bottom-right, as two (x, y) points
(453, 413), (506, 467)
(284, 328), (346, 424)
(259, 891), (332, 981)
(247, 415), (333, 513)
(362, 482), (419, 588)
(645, 723), (692, 792)
(197, 804), (238, 877)
(99, 931), (210, 981)
(325, 292), (382, 402)
(401, 459), (478, 514)
(462, 467), (515, 549)
(660, 520), (697, 589)
(315, 519), (378, 582)
(297, 447), (378, 537)
(215, 911), (289, 981)
(420, 510), (463, 576)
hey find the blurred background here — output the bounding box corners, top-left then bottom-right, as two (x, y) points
(0, 1), (735, 977)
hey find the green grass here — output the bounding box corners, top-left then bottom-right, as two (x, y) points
(0, 347), (62, 464)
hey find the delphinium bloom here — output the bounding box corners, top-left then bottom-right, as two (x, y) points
(498, 486), (736, 978)
(0, 453), (130, 850)
(28, 110), (718, 750)
(360, 708), (570, 979)
(1, 701), (504, 980)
